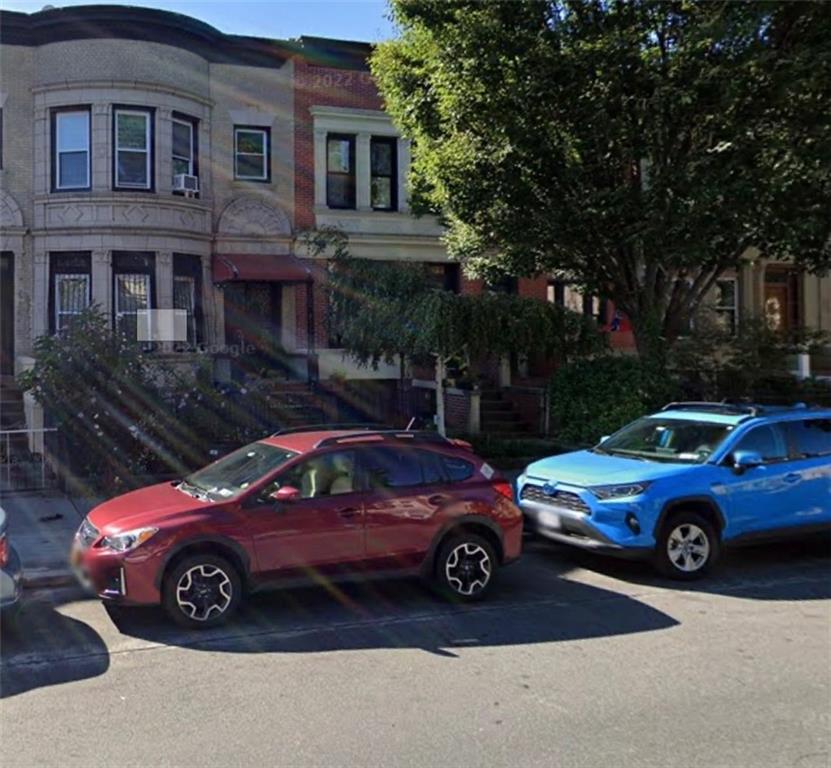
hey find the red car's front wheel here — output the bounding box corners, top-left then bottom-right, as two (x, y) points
(162, 554), (242, 629)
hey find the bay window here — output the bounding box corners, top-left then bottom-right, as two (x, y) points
(49, 252), (91, 334)
(53, 109), (90, 191)
(113, 252), (155, 341)
(114, 108), (153, 190)
(173, 253), (203, 347)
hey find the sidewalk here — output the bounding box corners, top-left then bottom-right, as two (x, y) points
(1, 491), (101, 589)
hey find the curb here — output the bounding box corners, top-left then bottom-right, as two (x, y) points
(22, 568), (76, 590)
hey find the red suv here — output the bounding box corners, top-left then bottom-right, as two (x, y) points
(71, 429), (522, 628)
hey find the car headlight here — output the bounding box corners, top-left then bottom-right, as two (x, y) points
(590, 483), (651, 500)
(102, 527), (158, 552)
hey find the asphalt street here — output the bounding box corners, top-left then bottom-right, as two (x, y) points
(1, 537), (830, 768)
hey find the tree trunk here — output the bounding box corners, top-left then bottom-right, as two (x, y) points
(435, 355), (447, 437)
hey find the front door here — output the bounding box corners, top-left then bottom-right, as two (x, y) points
(720, 423), (804, 535)
(248, 450), (366, 576)
(764, 268), (800, 334)
(0, 253), (13, 376)
(223, 281), (283, 377)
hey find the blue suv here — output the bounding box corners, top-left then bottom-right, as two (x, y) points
(517, 402), (831, 579)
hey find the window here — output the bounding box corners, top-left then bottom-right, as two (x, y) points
(49, 252), (91, 334)
(234, 127), (269, 181)
(548, 280), (607, 324)
(787, 419), (831, 458)
(440, 454), (474, 482)
(370, 136), (397, 211)
(733, 425), (788, 463)
(173, 253), (202, 347)
(426, 263), (461, 293)
(172, 115), (198, 185)
(715, 278), (738, 334)
(0, 107), (3, 170)
(362, 448), (424, 489)
(112, 252), (155, 341)
(278, 451), (357, 498)
(53, 109), (90, 190)
(486, 274), (518, 294)
(326, 134), (355, 209)
(114, 108), (153, 190)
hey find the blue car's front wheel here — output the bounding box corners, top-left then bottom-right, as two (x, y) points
(654, 512), (720, 580)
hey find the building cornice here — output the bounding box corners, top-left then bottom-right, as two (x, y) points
(0, 6), (373, 71)
(32, 80), (214, 108)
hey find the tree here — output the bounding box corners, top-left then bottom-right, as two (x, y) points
(325, 242), (603, 434)
(372, 1), (831, 364)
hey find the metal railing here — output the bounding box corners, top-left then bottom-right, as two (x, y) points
(0, 428), (58, 492)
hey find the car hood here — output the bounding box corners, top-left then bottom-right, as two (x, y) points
(87, 482), (212, 534)
(523, 450), (695, 487)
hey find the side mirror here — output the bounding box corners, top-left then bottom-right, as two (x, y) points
(270, 485), (300, 503)
(731, 450), (763, 473)
(599, 435), (610, 443)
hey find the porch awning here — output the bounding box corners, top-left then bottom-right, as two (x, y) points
(212, 253), (312, 283)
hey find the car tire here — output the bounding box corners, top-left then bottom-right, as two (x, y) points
(434, 533), (498, 602)
(654, 512), (720, 580)
(162, 553), (242, 629)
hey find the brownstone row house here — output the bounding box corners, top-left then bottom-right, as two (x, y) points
(0, 6), (829, 441)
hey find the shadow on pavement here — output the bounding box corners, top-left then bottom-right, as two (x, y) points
(108, 557), (679, 656)
(530, 533), (831, 601)
(1, 591), (110, 699)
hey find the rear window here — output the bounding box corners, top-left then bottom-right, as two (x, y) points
(439, 454), (474, 482)
(363, 448), (422, 488)
(788, 419), (831, 458)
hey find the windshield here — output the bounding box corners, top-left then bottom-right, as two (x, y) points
(183, 443), (296, 501)
(597, 417), (735, 464)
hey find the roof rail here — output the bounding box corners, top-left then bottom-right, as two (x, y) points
(313, 430), (451, 449)
(661, 401), (761, 417)
(271, 423), (386, 437)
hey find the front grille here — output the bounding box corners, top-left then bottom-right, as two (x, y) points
(520, 484), (591, 514)
(77, 517), (99, 548)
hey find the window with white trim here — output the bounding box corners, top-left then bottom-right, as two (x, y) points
(113, 252), (155, 342)
(53, 109), (90, 190)
(115, 273), (151, 340)
(54, 274), (90, 334)
(114, 109), (152, 189)
(326, 134), (355, 209)
(172, 118), (194, 177)
(715, 277), (738, 334)
(234, 127), (269, 181)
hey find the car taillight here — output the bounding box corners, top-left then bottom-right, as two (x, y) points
(0, 535), (8, 568)
(492, 480), (514, 501)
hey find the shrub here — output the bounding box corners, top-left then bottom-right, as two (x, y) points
(18, 307), (186, 492)
(549, 356), (678, 446)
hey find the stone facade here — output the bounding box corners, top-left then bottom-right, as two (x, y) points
(1, 4), (829, 408)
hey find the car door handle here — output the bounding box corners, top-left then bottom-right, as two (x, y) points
(337, 507), (361, 519)
(784, 473), (801, 484)
(428, 494), (451, 506)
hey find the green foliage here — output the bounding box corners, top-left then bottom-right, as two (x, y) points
(326, 245), (605, 370)
(550, 355), (678, 446)
(19, 307), (191, 491)
(671, 316), (830, 402)
(373, 1), (831, 359)
(18, 308), (284, 492)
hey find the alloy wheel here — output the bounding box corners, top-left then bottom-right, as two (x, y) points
(445, 542), (492, 596)
(175, 564), (234, 622)
(667, 523), (710, 573)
